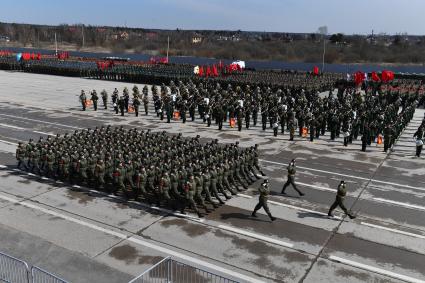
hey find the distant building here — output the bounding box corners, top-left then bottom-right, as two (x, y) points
(217, 34), (240, 42)
(192, 34), (203, 44)
(0, 35), (10, 42)
(111, 31), (129, 40)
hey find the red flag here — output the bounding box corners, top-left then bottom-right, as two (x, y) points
(371, 72), (380, 82)
(381, 70), (394, 82)
(206, 66), (211, 77)
(313, 66), (319, 75)
(36, 53), (41, 60)
(199, 66), (204, 77)
(354, 71), (365, 85)
(212, 65), (218, 77)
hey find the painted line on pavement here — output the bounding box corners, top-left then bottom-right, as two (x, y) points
(0, 123), (53, 137)
(0, 192), (265, 283)
(127, 237), (266, 283)
(260, 159), (425, 191)
(260, 159), (370, 181)
(0, 193), (127, 239)
(0, 114), (83, 130)
(237, 193), (253, 199)
(0, 165), (6, 169)
(33, 131), (52, 136)
(2, 166), (205, 222)
(329, 255), (425, 283)
(297, 182), (337, 193)
(218, 225), (294, 248)
(0, 123), (25, 130)
(373, 198), (425, 211)
(361, 222), (425, 240)
(0, 139), (18, 146)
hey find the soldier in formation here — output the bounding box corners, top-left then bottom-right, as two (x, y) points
(15, 128), (266, 218)
(80, 77), (423, 154)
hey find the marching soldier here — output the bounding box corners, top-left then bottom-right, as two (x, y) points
(101, 89), (108, 109)
(80, 90), (87, 111)
(91, 90), (99, 111)
(281, 159), (304, 196)
(133, 97), (141, 117)
(328, 180), (356, 219)
(251, 179), (276, 221)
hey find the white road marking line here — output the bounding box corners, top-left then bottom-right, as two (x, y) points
(0, 114), (83, 129)
(361, 222), (425, 239)
(0, 139), (18, 146)
(260, 159), (370, 181)
(0, 123), (52, 136)
(33, 131), (52, 136)
(237, 193), (253, 198)
(373, 198), (425, 211)
(218, 225), (294, 248)
(127, 237), (266, 283)
(0, 193), (127, 239)
(260, 159), (425, 191)
(0, 193), (264, 283)
(8, 171), (205, 223)
(370, 180), (425, 191)
(0, 123), (25, 130)
(329, 255), (425, 283)
(267, 200), (342, 220)
(0, 165), (6, 169)
(297, 182), (337, 193)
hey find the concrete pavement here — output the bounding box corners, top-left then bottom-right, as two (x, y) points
(0, 70), (424, 283)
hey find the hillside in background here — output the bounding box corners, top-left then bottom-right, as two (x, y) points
(1, 22), (425, 64)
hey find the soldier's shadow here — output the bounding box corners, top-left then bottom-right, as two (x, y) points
(220, 212), (271, 223)
(297, 211), (339, 221)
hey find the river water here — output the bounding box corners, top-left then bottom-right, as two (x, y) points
(2, 46), (425, 74)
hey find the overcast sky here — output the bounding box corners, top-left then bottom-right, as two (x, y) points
(0, 0), (423, 35)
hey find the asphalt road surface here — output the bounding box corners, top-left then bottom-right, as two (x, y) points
(0, 70), (424, 283)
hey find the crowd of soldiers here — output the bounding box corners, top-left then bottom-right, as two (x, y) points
(79, 77), (424, 153)
(15, 127), (266, 218)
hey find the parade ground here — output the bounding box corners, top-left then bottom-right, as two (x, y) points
(0, 70), (424, 283)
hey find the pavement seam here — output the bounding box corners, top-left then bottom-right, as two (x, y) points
(298, 147), (393, 282)
(91, 237), (131, 259)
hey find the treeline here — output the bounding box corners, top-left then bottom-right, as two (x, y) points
(1, 22), (425, 64)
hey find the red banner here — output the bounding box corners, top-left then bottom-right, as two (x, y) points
(371, 71), (380, 82)
(354, 71), (365, 85)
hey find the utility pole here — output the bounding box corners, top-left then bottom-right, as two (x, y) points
(166, 36), (170, 63)
(54, 32), (58, 56)
(322, 35), (326, 72)
(82, 25), (85, 49)
(318, 26), (328, 73)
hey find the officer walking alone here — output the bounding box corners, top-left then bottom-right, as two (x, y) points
(251, 179), (276, 221)
(328, 180), (356, 219)
(281, 159), (304, 196)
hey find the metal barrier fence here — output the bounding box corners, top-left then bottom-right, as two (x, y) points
(0, 251), (68, 283)
(129, 257), (240, 283)
(0, 252), (30, 283)
(31, 267), (69, 283)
